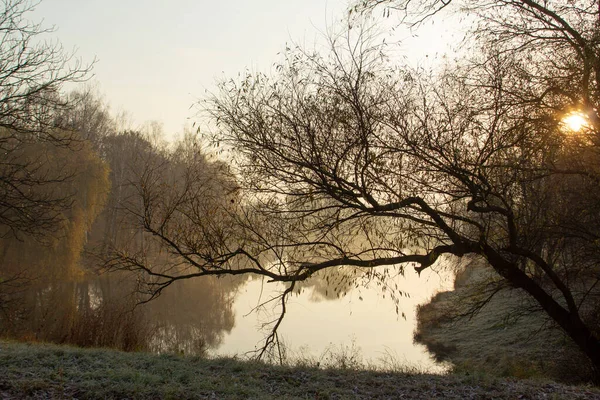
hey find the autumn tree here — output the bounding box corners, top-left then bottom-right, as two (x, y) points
(0, 0), (92, 239)
(0, 139), (109, 327)
(105, 0), (600, 380)
(0, 0), (95, 321)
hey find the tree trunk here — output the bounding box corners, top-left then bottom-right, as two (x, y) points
(484, 246), (600, 383)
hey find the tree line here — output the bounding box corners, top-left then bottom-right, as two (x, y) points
(0, 0), (239, 353)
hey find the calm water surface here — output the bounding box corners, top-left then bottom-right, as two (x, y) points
(4, 262), (454, 373)
(215, 267), (453, 372)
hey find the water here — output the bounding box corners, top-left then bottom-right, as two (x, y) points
(216, 267), (453, 372)
(2, 264), (454, 372)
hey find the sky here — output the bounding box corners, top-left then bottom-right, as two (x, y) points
(31, 0), (456, 140)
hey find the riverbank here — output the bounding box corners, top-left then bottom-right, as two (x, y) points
(1, 340), (598, 399)
(414, 262), (594, 383)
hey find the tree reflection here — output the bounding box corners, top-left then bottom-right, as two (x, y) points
(294, 268), (363, 301)
(144, 275), (243, 355)
(0, 273), (243, 356)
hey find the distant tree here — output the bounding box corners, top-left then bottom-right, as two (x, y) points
(106, 0), (600, 380)
(102, 131), (240, 292)
(0, 0), (92, 239)
(57, 86), (117, 144)
(86, 130), (166, 258)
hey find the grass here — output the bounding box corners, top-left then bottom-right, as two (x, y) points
(415, 261), (594, 383)
(0, 340), (599, 399)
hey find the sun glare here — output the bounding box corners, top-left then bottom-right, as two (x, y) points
(561, 112), (589, 132)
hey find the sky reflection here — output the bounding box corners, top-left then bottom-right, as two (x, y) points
(216, 265), (455, 372)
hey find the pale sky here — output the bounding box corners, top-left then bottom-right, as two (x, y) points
(31, 0), (456, 139)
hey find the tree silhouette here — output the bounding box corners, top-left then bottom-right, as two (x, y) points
(106, 0), (600, 380)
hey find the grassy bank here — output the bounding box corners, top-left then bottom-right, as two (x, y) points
(0, 340), (599, 399)
(415, 261), (594, 383)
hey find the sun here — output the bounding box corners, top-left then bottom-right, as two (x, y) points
(561, 112), (589, 132)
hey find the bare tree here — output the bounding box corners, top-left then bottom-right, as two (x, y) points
(105, 1), (600, 380)
(0, 0), (92, 239)
(57, 86), (117, 144)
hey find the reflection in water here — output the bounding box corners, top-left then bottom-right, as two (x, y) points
(2, 263), (453, 372)
(216, 266), (454, 372)
(146, 276), (243, 354)
(0, 273), (243, 356)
